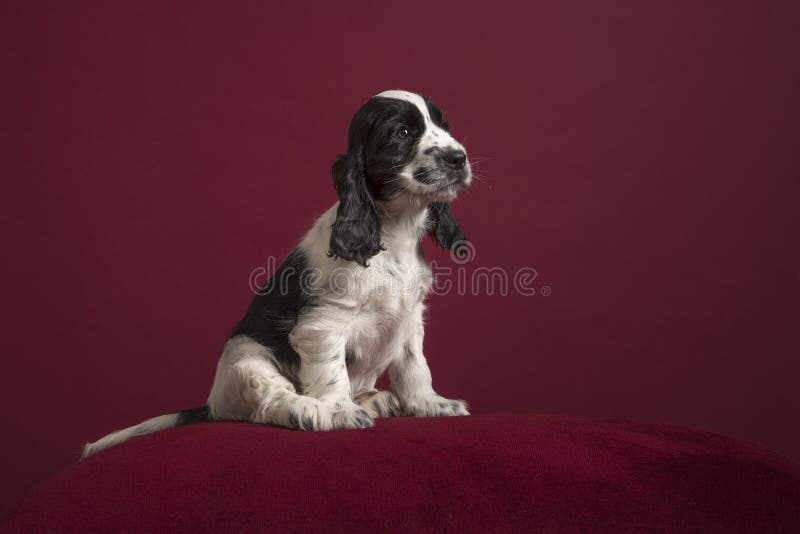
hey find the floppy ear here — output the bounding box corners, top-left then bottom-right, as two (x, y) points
(426, 202), (469, 258)
(328, 147), (384, 267)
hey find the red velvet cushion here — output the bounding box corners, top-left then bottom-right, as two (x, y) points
(3, 414), (799, 532)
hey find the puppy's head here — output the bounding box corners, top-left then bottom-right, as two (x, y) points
(329, 90), (471, 266)
(350, 90), (472, 201)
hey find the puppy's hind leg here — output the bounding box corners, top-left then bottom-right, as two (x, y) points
(208, 337), (331, 431)
(233, 358), (334, 431)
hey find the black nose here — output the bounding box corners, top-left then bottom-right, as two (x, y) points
(442, 149), (467, 170)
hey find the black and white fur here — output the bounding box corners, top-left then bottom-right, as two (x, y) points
(83, 90), (472, 458)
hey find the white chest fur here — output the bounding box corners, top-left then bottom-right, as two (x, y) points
(298, 200), (432, 395)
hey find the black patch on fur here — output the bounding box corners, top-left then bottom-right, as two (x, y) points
(329, 151), (385, 267)
(333, 97), (427, 206)
(345, 349), (355, 365)
(288, 411), (300, 428)
(176, 405), (211, 426)
(422, 95), (450, 131)
(301, 415), (314, 431)
(426, 202), (468, 257)
(231, 248), (316, 388)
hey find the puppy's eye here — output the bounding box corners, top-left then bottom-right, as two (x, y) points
(396, 127), (410, 139)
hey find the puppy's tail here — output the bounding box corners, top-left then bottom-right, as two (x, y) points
(80, 405), (210, 459)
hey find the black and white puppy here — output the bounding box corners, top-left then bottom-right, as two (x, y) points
(83, 90), (472, 457)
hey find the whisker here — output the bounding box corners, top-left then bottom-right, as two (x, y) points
(471, 176), (491, 188)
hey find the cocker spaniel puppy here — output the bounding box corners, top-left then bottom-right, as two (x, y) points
(83, 90), (471, 457)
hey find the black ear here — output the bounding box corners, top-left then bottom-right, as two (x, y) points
(426, 202), (469, 258)
(328, 148), (384, 267)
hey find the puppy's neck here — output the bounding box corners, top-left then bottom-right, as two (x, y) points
(377, 191), (430, 249)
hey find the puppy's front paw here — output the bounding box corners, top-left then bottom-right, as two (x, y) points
(286, 396), (332, 431)
(330, 401), (374, 430)
(355, 390), (401, 418)
(402, 395), (469, 417)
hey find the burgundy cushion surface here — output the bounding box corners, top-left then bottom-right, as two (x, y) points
(3, 414), (799, 533)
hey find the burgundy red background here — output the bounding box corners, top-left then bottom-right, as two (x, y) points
(2, 1), (798, 516)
